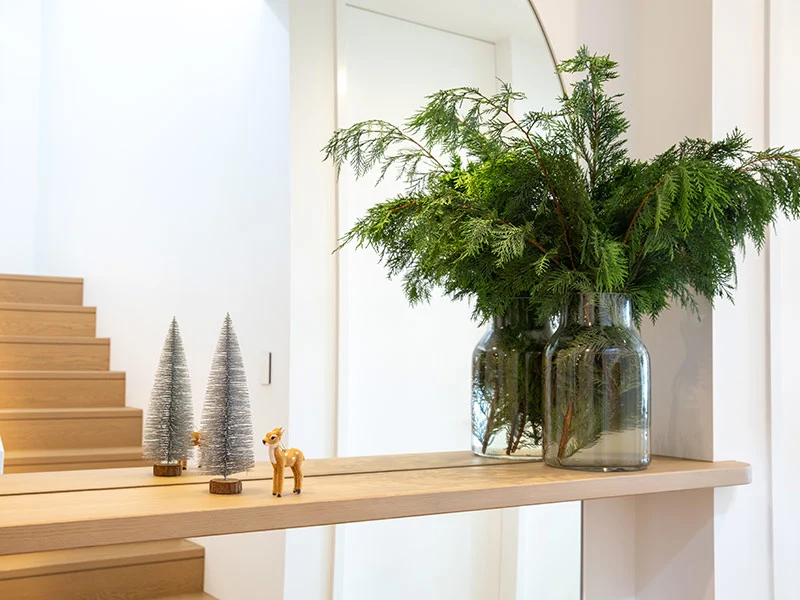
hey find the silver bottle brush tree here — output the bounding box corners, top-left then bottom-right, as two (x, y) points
(144, 317), (195, 477)
(200, 313), (255, 494)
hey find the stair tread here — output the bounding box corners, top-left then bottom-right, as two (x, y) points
(0, 302), (95, 314)
(0, 540), (204, 580)
(0, 407), (141, 420)
(0, 335), (109, 345)
(0, 274), (83, 284)
(4, 446), (143, 465)
(0, 370), (125, 380)
(161, 595), (218, 600)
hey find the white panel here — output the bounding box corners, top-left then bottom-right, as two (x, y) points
(583, 498), (635, 600)
(769, 1), (800, 597)
(640, 304), (713, 462)
(635, 490), (714, 600)
(286, 0), (339, 597)
(0, 0), (41, 273)
(711, 2), (773, 599)
(515, 502), (581, 600)
(339, 512), (503, 600)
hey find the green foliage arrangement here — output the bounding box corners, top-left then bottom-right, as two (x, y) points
(324, 46), (800, 325)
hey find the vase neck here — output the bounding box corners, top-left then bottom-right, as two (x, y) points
(492, 299), (537, 331)
(562, 293), (633, 328)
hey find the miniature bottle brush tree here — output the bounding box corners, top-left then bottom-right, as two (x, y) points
(143, 318), (195, 477)
(200, 314), (255, 494)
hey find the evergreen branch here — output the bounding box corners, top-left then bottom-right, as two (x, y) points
(325, 47), (800, 325)
(622, 177), (666, 244)
(466, 87), (577, 268)
(383, 197), (557, 261)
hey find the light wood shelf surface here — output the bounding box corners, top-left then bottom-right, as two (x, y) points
(0, 453), (749, 556)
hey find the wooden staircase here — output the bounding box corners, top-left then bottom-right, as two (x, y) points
(0, 541), (214, 600)
(0, 274), (216, 600)
(0, 275), (143, 473)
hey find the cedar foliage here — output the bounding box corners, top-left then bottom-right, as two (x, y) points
(324, 46), (800, 324)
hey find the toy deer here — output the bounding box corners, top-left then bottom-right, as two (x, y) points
(181, 430), (202, 470)
(262, 427), (305, 497)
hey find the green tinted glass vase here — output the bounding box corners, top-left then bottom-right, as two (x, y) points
(543, 293), (650, 471)
(471, 301), (550, 460)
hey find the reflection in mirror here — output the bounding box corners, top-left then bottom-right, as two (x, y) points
(333, 1), (580, 598)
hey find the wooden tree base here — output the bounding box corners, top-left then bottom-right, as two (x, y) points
(153, 463), (183, 477)
(209, 478), (242, 495)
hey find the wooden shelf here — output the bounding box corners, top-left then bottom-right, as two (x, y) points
(0, 452), (750, 556)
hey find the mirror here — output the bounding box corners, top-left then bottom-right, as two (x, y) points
(0, 0), (581, 597)
(332, 1), (581, 598)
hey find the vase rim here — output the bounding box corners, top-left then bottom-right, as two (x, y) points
(570, 292), (630, 299)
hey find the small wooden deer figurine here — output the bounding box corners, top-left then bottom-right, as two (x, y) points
(262, 427), (305, 497)
(181, 430), (202, 470)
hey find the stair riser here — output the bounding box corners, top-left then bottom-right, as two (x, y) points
(0, 557), (204, 600)
(0, 415), (142, 451)
(0, 279), (82, 306)
(0, 309), (95, 337)
(0, 378), (125, 409)
(0, 341), (109, 370)
(4, 459), (148, 473)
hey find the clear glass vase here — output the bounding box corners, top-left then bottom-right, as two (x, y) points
(543, 293), (650, 471)
(471, 300), (550, 460)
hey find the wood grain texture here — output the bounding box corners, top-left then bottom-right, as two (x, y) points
(4, 459), (149, 474)
(0, 539), (204, 580)
(0, 451), (507, 496)
(0, 557), (204, 600)
(0, 303), (96, 337)
(0, 371), (126, 409)
(0, 275), (83, 306)
(3, 446), (144, 469)
(0, 455), (750, 556)
(209, 478), (242, 495)
(157, 594), (218, 600)
(0, 336), (110, 370)
(154, 463), (183, 477)
(0, 407), (142, 451)
(0, 539), (206, 600)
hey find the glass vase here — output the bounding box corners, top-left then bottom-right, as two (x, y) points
(543, 293), (650, 471)
(471, 300), (550, 460)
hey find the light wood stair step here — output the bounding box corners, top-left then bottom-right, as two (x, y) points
(0, 407), (142, 452)
(0, 274), (83, 306)
(0, 336), (110, 370)
(0, 302), (96, 337)
(5, 445), (149, 473)
(162, 594), (219, 599)
(0, 540), (206, 600)
(0, 371), (126, 409)
(3, 446), (145, 473)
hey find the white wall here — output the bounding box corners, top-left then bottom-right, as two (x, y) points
(710, 2), (773, 598)
(768, 1), (800, 597)
(0, 1), (41, 274)
(1, 1), (291, 599)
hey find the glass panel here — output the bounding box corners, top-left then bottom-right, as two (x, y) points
(334, 2), (581, 598)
